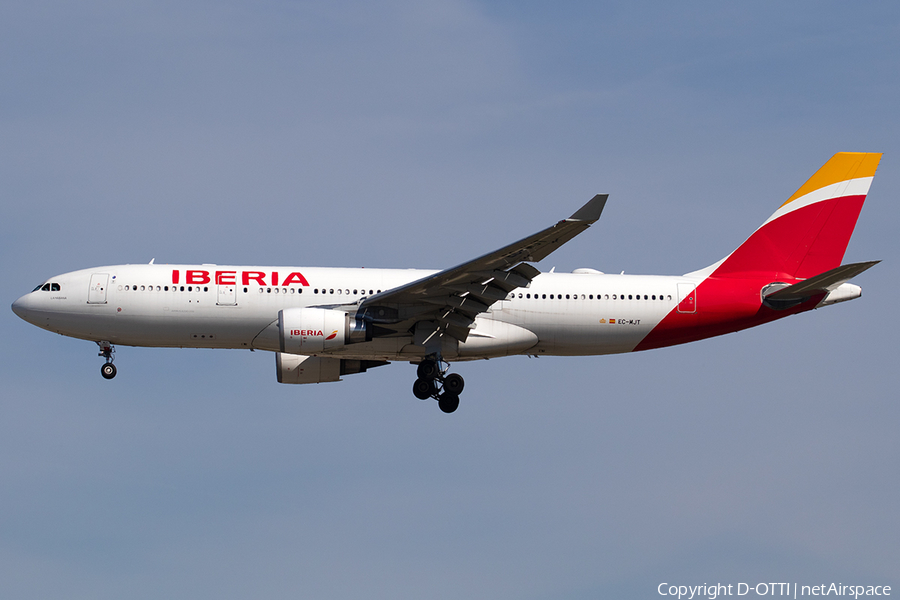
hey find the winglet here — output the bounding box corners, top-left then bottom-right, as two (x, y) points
(568, 194), (608, 222)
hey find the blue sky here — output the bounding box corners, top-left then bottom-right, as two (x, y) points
(2, 2), (898, 598)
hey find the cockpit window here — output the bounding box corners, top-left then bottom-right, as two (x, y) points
(50, 283), (60, 291)
(41, 283), (51, 292)
(33, 284), (44, 292)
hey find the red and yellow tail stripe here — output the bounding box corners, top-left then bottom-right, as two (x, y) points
(763, 152), (881, 227)
(712, 152), (881, 280)
(637, 152), (881, 351)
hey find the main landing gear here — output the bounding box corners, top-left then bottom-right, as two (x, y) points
(97, 341), (117, 380)
(412, 357), (465, 413)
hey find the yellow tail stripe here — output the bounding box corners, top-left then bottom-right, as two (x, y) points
(781, 152), (882, 208)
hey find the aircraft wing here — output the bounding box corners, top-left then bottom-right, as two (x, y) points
(359, 194), (608, 342)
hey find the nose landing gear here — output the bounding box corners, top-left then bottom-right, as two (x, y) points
(97, 341), (117, 379)
(412, 357), (464, 413)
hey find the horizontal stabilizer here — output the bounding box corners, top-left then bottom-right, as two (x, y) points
(765, 260), (880, 301)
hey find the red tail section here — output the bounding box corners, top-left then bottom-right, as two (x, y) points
(710, 152), (881, 280)
(636, 153), (881, 352)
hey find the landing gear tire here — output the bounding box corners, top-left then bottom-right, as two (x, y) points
(413, 378), (436, 400)
(417, 360), (439, 380)
(100, 363), (117, 380)
(444, 373), (465, 395)
(438, 392), (460, 414)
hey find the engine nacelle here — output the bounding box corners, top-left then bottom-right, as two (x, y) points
(278, 307), (368, 354)
(276, 353), (388, 384)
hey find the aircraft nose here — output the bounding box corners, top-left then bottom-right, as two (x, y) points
(11, 295), (29, 321)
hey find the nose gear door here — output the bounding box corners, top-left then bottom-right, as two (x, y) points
(88, 273), (109, 304)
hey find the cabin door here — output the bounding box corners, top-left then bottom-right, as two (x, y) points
(217, 284), (237, 306)
(88, 273), (109, 304)
(676, 283), (697, 314)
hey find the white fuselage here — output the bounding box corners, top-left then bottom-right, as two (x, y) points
(11, 154), (877, 407)
(14, 264), (689, 361)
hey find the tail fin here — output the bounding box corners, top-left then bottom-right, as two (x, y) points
(709, 152), (881, 280)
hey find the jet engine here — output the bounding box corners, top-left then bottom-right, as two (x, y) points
(278, 307), (369, 354)
(276, 353), (388, 384)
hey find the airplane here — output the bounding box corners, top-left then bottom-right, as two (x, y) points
(12, 152), (881, 413)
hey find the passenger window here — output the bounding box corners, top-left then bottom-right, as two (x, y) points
(565, 294), (570, 299)
(243, 287), (248, 293)
(542, 294), (546, 299)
